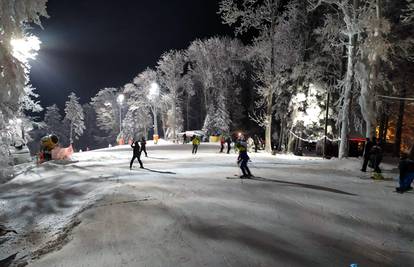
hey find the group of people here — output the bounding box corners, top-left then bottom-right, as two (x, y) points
(219, 134), (263, 154)
(132, 134), (253, 178)
(361, 137), (383, 173)
(361, 136), (414, 193)
(219, 136), (233, 154)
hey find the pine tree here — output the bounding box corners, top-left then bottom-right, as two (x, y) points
(64, 93), (85, 144)
(44, 104), (63, 136)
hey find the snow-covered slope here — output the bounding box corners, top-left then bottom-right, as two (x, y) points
(0, 142), (412, 266)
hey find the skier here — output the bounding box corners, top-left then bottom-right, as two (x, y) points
(226, 136), (232, 154)
(370, 142), (383, 173)
(130, 141), (143, 169)
(236, 140), (252, 178)
(361, 137), (374, 172)
(183, 133), (187, 144)
(396, 149), (414, 193)
(192, 135), (200, 154)
(220, 136), (225, 153)
(254, 135), (259, 152)
(140, 137), (148, 157)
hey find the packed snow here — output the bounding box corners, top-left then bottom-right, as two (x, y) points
(0, 142), (413, 267)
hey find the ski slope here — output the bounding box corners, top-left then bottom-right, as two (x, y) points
(1, 142), (413, 267)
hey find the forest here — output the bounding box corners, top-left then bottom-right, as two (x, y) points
(1, 0), (414, 179)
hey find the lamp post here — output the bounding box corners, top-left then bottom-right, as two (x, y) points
(148, 82), (159, 143)
(117, 94), (125, 143)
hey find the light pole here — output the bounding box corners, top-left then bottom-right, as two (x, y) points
(117, 94), (125, 143)
(148, 82), (159, 143)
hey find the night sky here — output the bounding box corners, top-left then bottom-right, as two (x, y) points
(29, 0), (233, 110)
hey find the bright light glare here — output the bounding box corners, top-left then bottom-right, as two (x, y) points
(117, 94), (125, 104)
(11, 36), (41, 62)
(148, 82), (159, 99)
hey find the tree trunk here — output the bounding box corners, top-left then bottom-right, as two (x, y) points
(338, 0), (359, 159)
(278, 119), (285, 151)
(338, 36), (355, 159)
(172, 93), (177, 142)
(287, 132), (295, 153)
(383, 109), (389, 143)
(265, 15), (276, 153)
(363, 0), (381, 139)
(265, 92), (273, 153)
(323, 91), (330, 158)
(153, 107), (158, 137)
(70, 123), (73, 144)
(394, 86), (406, 157)
(186, 93), (190, 131)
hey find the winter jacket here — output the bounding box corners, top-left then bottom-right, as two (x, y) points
(363, 140), (374, 158)
(131, 143), (141, 155)
(399, 158), (414, 176)
(192, 137), (200, 145)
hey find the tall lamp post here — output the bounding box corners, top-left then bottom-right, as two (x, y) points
(117, 94), (125, 144)
(148, 82), (159, 143)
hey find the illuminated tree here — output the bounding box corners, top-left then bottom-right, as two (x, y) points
(64, 92), (85, 144)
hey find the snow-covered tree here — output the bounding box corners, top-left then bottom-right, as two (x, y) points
(157, 50), (186, 141)
(90, 87), (122, 142)
(44, 104), (63, 136)
(122, 108), (152, 141)
(220, 0), (310, 152)
(64, 92), (85, 144)
(127, 68), (160, 138)
(187, 37), (246, 134)
(0, 0), (48, 120)
(241, 0), (307, 151)
(0, 0), (48, 179)
(308, 0), (364, 158)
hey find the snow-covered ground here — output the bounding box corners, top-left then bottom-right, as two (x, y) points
(1, 142), (413, 266)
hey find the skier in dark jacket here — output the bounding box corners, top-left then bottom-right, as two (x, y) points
(130, 141), (143, 169)
(361, 137), (375, 172)
(396, 150), (414, 193)
(369, 142), (383, 173)
(226, 137), (232, 154)
(236, 141), (252, 178)
(140, 137), (148, 157)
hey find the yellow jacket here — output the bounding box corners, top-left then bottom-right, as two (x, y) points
(192, 137), (200, 145)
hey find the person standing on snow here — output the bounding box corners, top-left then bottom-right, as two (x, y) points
(220, 136), (225, 153)
(236, 141), (252, 178)
(396, 148), (414, 193)
(254, 135), (260, 152)
(361, 137), (375, 172)
(130, 141), (144, 169)
(183, 133), (187, 144)
(226, 136), (232, 154)
(140, 137), (148, 157)
(192, 135), (200, 154)
(370, 141), (383, 173)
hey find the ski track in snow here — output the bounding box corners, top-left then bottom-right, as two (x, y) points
(0, 142), (413, 266)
